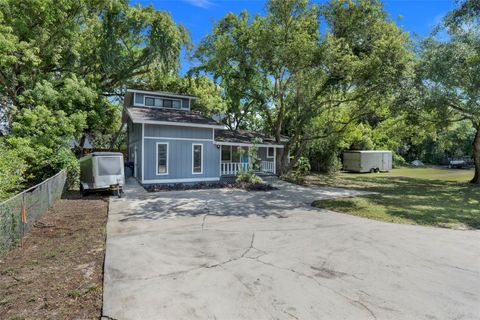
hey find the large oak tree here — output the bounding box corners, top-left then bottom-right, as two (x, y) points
(193, 0), (412, 173)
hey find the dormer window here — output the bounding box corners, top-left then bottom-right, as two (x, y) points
(144, 96), (182, 109)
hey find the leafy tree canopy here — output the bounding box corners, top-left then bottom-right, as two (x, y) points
(0, 0), (188, 188)
(193, 0), (413, 173)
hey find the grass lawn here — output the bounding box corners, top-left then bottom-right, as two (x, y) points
(309, 166), (480, 230)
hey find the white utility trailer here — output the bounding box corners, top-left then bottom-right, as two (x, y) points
(79, 152), (125, 197)
(343, 150), (392, 173)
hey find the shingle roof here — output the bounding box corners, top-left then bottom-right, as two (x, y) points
(125, 107), (223, 127)
(214, 129), (288, 146)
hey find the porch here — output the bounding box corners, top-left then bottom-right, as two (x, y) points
(219, 145), (277, 176)
(220, 161), (276, 176)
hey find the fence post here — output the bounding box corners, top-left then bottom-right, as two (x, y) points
(48, 179), (52, 207)
(21, 193), (26, 248)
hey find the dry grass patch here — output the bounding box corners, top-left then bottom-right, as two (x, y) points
(0, 192), (108, 320)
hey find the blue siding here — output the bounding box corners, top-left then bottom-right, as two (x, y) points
(134, 93), (144, 105)
(144, 125), (213, 139)
(143, 138), (220, 182)
(128, 122), (143, 181)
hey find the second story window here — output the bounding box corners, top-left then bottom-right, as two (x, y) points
(145, 97), (154, 106)
(172, 100), (181, 109)
(144, 96), (181, 109)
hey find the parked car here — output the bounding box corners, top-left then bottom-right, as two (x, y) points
(79, 152), (125, 197)
(449, 159), (467, 169)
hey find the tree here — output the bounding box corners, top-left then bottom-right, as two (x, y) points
(6, 105), (86, 184)
(445, 0), (480, 27)
(145, 73), (227, 117)
(193, 0), (413, 174)
(0, 0), (188, 143)
(417, 26), (480, 183)
(191, 11), (266, 130)
(0, 0), (188, 184)
(0, 141), (26, 200)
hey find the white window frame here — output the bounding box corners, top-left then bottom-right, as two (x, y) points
(144, 95), (182, 109)
(221, 145), (232, 162)
(267, 147), (275, 159)
(192, 143), (203, 174)
(156, 142), (169, 175)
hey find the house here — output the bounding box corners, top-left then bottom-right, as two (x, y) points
(123, 89), (286, 185)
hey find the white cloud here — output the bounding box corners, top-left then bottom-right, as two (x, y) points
(182, 0), (214, 8)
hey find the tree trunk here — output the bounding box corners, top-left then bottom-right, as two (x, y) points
(109, 122), (126, 150)
(79, 134), (86, 158)
(471, 124), (480, 184)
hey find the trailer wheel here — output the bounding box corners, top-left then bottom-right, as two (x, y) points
(375, 168), (380, 173)
(369, 168), (375, 173)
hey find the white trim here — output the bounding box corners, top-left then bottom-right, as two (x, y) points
(143, 177), (220, 184)
(218, 141), (221, 177)
(192, 143), (203, 175)
(134, 145), (138, 178)
(214, 141), (284, 148)
(127, 88), (197, 100)
(144, 136), (213, 142)
(139, 120), (224, 129)
(267, 147), (275, 159)
(141, 124), (145, 183)
(156, 142), (169, 175)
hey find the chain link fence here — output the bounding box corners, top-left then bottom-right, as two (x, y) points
(0, 170), (67, 256)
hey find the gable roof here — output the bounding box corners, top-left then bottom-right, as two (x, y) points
(214, 129), (287, 148)
(125, 107), (225, 129)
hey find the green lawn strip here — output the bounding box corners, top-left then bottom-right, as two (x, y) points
(309, 167), (480, 229)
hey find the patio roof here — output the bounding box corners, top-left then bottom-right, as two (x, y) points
(214, 129), (288, 148)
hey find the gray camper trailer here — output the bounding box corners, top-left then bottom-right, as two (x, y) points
(343, 150), (392, 173)
(79, 152), (125, 196)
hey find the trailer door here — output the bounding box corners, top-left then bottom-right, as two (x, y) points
(382, 152), (391, 171)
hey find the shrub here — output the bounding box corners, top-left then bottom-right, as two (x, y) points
(0, 142), (27, 200)
(291, 156), (311, 184)
(236, 170), (253, 183)
(236, 170), (264, 185)
(393, 153), (406, 168)
(50, 148), (79, 190)
(250, 175), (264, 185)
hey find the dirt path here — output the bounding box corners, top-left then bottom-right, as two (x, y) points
(0, 192), (108, 320)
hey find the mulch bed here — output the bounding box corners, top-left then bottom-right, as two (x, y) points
(145, 181), (277, 192)
(0, 192), (108, 320)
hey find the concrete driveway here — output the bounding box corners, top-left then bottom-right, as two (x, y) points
(103, 179), (480, 320)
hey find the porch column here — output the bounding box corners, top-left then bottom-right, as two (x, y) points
(273, 147), (276, 175)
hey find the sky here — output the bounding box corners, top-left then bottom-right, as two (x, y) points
(131, 0), (457, 74)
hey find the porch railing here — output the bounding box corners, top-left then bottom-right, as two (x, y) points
(221, 161), (275, 175)
(260, 161), (275, 173)
(221, 162), (249, 175)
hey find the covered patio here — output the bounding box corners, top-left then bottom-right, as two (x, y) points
(213, 129), (286, 176)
